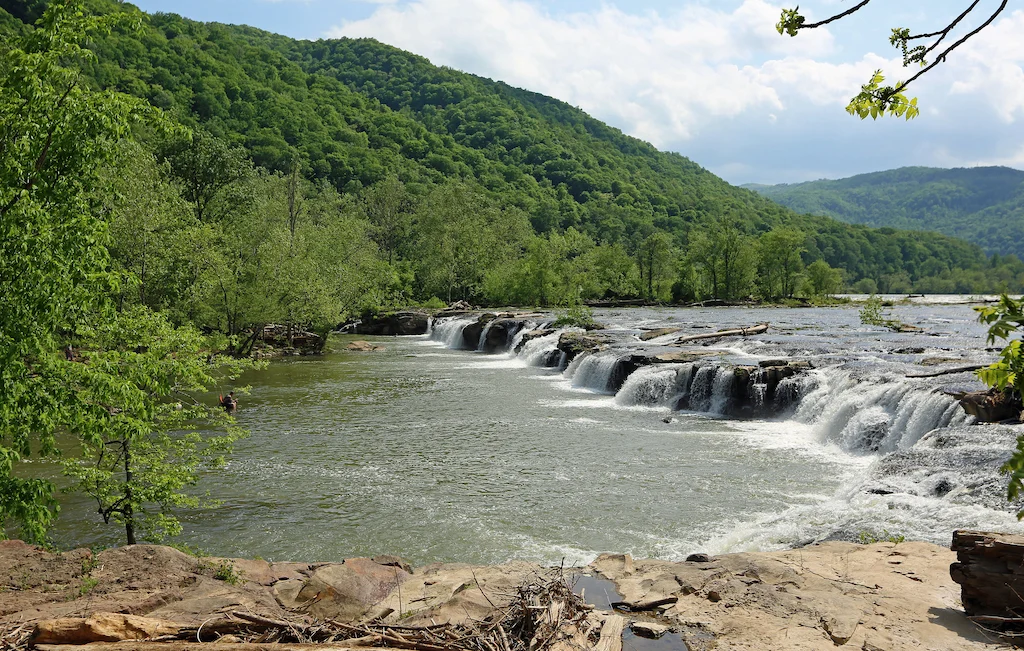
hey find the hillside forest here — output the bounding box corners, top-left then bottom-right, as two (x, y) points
(747, 167), (1024, 262)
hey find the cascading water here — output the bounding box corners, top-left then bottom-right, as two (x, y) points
(709, 368), (736, 415)
(793, 367), (973, 454)
(571, 354), (623, 393)
(518, 330), (564, 367)
(429, 316), (477, 350)
(688, 365), (718, 412)
(615, 365), (689, 408)
(507, 321), (538, 352)
(476, 319), (497, 352)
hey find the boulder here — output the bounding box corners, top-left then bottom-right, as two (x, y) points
(346, 340), (385, 352)
(481, 318), (529, 353)
(355, 312), (429, 336)
(631, 621), (670, 638)
(557, 332), (610, 364)
(282, 558), (411, 621)
(959, 389), (1020, 423)
(33, 613), (179, 644)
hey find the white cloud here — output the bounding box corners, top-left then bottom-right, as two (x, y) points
(323, 0), (1024, 183)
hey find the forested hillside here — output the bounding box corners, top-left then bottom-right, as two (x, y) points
(746, 167), (1024, 260)
(2, 0), (1023, 318)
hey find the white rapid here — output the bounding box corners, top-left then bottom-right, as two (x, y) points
(429, 316), (477, 349)
(792, 368), (973, 454)
(614, 364), (688, 408)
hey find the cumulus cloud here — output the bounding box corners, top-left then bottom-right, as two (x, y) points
(324, 0), (1024, 183)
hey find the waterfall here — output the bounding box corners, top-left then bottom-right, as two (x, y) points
(563, 351), (592, 379)
(793, 368), (972, 454)
(476, 319), (497, 352)
(429, 316), (477, 350)
(709, 368), (736, 415)
(615, 365), (689, 408)
(571, 354), (623, 393)
(688, 366), (718, 412)
(518, 331), (564, 367)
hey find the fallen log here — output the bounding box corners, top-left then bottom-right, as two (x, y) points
(950, 530), (1024, 630)
(906, 364), (985, 378)
(674, 323), (769, 344)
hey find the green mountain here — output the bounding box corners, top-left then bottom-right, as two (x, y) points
(0, 0), (1015, 293)
(745, 167), (1024, 260)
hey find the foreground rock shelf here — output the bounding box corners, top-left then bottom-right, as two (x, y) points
(0, 537), (1001, 650)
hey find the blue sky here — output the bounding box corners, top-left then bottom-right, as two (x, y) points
(129, 1), (1024, 185)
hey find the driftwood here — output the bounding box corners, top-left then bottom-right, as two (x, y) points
(950, 530), (1024, 633)
(27, 571), (606, 651)
(674, 323), (769, 344)
(906, 364), (985, 378)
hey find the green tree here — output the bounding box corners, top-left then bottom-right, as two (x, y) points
(975, 295), (1024, 515)
(777, 2), (1008, 119)
(362, 175), (413, 265)
(805, 259), (843, 297)
(158, 129), (254, 222)
(688, 216), (756, 300)
(60, 308), (257, 544)
(0, 0), (152, 541)
(758, 227), (805, 300)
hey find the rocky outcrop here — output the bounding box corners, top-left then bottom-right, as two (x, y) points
(556, 331), (610, 364)
(950, 529), (1024, 632)
(355, 311), (430, 336)
(0, 538), (999, 650)
(959, 388), (1021, 422)
(346, 340), (385, 352)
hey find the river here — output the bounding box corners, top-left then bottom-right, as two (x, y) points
(45, 300), (1024, 565)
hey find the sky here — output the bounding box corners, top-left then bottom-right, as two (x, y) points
(128, 0), (1024, 185)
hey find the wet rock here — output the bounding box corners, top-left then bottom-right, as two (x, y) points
(959, 389), (1020, 422)
(355, 311), (429, 336)
(686, 554), (712, 563)
(461, 314), (496, 350)
(651, 351), (715, 363)
(919, 356), (964, 366)
(515, 329), (555, 353)
(33, 613), (179, 644)
(557, 332), (610, 364)
(630, 621), (670, 638)
(894, 347), (926, 355)
(639, 327), (681, 341)
(758, 359), (790, 368)
(346, 340), (385, 352)
(482, 318), (529, 353)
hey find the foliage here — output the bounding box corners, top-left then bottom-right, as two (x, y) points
(60, 307), (260, 544)
(859, 295), (903, 331)
(0, 0), (154, 542)
(805, 259), (843, 297)
(552, 290), (600, 329)
(747, 166), (1024, 266)
(857, 530), (906, 545)
(0, 0), (1005, 297)
(777, 2), (1008, 119)
(757, 227), (805, 300)
(974, 295), (1024, 515)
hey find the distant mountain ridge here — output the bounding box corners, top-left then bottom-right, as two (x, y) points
(745, 166), (1024, 260)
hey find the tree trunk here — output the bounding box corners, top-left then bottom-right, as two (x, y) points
(124, 440), (136, 546)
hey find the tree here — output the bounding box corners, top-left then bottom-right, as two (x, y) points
(758, 227), (805, 300)
(777, 2), (1009, 119)
(688, 216), (756, 301)
(157, 129), (254, 222)
(806, 259), (843, 297)
(0, 0), (153, 542)
(60, 308), (257, 544)
(362, 176), (413, 265)
(975, 295), (1024, 516)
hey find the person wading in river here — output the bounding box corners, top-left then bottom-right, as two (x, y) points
(219, 391), (238, 413)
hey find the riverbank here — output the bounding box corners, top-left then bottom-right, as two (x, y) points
(0, 537), (1001, 650)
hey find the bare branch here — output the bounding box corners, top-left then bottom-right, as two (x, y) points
(801, 0), (874, 29)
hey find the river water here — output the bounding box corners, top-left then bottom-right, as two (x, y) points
(45, 301), (1024, 565)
